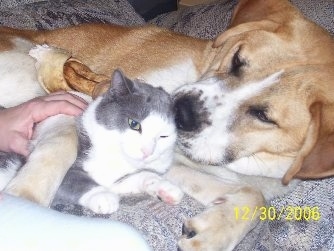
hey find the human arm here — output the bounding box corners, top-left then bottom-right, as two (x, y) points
(0, 92), (87, 156)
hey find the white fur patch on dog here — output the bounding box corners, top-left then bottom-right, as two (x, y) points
(143, 59), (198, 92)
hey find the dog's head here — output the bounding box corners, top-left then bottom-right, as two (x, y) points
(173, 0), (334, 184)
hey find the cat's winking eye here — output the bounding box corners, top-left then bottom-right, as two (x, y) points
(128, 118), (142, 133)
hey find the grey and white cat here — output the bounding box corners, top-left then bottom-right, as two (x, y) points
(51, 70), (183, 214)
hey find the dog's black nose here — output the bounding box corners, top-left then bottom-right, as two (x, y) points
(174, 96), (199, 132)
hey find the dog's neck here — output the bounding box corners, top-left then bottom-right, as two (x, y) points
(142, 40), (221, 91)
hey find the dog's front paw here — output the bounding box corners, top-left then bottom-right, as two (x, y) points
(79, 186), (119, 214)
(178, 203), (253, 251)
(178, 206), (226, 251)
(144, 178), (184, 205)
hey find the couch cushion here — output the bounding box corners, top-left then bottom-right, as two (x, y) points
(53, 194), (205, 250)
(149, 0), (237, 39)
(0, 0), (145, 29)
(0, 0), (44, 9)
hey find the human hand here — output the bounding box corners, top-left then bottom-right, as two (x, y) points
(0, 92), (88, 156)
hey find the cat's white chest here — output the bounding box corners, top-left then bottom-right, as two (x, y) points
(80, 101), (138, 186)
(83, 148), (136, 187)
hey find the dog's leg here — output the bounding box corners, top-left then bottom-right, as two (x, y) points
(5, 115), (77, 206)
(166, 164), (264, 251)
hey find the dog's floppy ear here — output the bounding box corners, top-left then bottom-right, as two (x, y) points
(282, 102), (334, 184)
(213, 20), (280, 48)
(213, 0), (295, 48)
(229, 0), (294, 26)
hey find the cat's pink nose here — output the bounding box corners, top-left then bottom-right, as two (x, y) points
(141, 147), (153, 159)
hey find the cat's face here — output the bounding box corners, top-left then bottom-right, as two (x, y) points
(120, 112), (176, 162)
(91, 70), (177, 168)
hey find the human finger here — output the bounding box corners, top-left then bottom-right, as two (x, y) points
(29, 99), (86, 125)
(40, 92), (88, 110)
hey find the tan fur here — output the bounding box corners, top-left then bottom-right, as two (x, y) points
(31, 24), (215, 79)
(0, 36), (13, 51)
(1, 0), (334, 250)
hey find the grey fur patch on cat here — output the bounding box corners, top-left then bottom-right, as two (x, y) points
(95, 71), (174, 131)
(0, 152), (25, 171)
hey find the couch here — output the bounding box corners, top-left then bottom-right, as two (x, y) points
(0, 0), (333, 250)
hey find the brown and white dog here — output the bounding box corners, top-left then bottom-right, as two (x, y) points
(0, 0), (334, 250)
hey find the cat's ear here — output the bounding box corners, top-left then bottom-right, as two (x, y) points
(110, 69), (135, 96)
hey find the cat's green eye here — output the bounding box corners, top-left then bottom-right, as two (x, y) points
(128, 118), (142, 133)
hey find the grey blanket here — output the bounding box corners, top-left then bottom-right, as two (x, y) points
(1, 0), (333, 250)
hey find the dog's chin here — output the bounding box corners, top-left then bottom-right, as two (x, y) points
(177, 142), (224, 166)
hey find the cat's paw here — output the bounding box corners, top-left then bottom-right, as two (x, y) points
(157, 181), (184, 205)
(79, 187), (119, 214)
(144, 178), (184, 205)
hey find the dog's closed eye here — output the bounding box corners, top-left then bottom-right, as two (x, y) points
(230, 48), (246, 77)
(248, 106), (277, 125)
